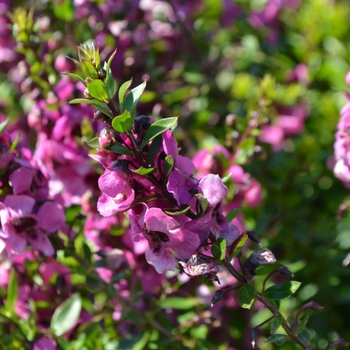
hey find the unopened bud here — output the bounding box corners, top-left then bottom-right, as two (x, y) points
(211, 290), (224, 307)
(251, 328), (259, 349)
(98, 126), (119, 148)
(105, 249), (127, 270)
(134, 115), (154, 138)
(93, 109), (111, 123)
(98, 69), (106, 80)
(84, 88), (91, 99)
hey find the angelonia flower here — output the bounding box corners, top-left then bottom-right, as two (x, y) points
(333, 90), (350, 186)
(68, 43), (241, 275)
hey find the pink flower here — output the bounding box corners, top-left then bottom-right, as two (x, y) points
(142, 208), (200, 273)
(0, 195), (65, 256)
(97, 165), (135, 216)
(33, 337), (57, 350)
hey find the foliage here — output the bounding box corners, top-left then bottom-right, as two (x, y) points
(0, 0), (350, 349)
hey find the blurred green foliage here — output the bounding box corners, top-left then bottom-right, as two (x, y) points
(1, 0), (350, 349)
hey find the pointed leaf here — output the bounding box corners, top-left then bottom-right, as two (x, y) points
(81, 60), (98, 79)
(238, 284), (255, 309)
(141, 117), (178, 149)
(9, 134), (20, 152)
(255, 262), (284, 276)
(105, 73), (116, 100)
(164, 155), (174, 179)
(265, 334), (287, 346)
(211, 238), (226, 261)
(69, 98), (112, 118)
(63, 72), (85, 84)
(296, 312), (310, 334)
(106, 49), (117, 74)
(195, 193), (209, 218)
(226, 207), (243, 222)
(51, 293), (82, 336)
(86, 80), (109, 102)
(85, 136), (132, 156)
(121, 80), (147, 117)
(119, 79), (133, 104)
(146, 134), (163, 167)
(264, 281), (302, 300)
(229, 233), (248, 259)
(270, 315), (283, 334)
(164, 205), (191, 216)
(85, 137), (100, 148)
(131, 166), (155, 175)
(0, 119), (9, 135)
(6, 268), (18, 313)
(112, 110), (133, 133)
(106, 143), (133, 156)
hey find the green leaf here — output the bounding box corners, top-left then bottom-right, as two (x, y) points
(264, 281), (302, 300)
(163, 155), (174, 179)
(211, 238), (226, 261)
(119, 79), (133, 104)
(164, 205), (191, 216)
(226, 208), (242, 222)
(85, 137), (100, 148)
(81, 60), (98, 80)
(85, 137), (132, 156)
(53, 0), (74, 21)
(141, 117), (178, 149)
(159, 297), (198, 310)
(296, 311), (311, 334)
(195, 193), (208, 218)
(63, 71), (85, 84)
(112, 110), (133, 133)
(6, 269), (18, 313)
(146, 135), (163, 167)
(238, 284), (255, 309)
(121, 80), (147, 117)
(255, 263), (284, 276)
(107, 143), (133, 156)
(229, 233), (248, 259)
(131, 166), (155, 175)
(105, 50), (117, 76)
(265, 334), (287, 346)
(69, 98), (112, 118)
(270, 315), (283, 334)
(105, 73), (116, 100)
(51, 293), (82, 336)
(0, 119), (9, 134)
(9, 134), (20, 152)
(86, 80), (109, 102)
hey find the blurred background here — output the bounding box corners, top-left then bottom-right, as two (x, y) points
(1, 0), (350, 349)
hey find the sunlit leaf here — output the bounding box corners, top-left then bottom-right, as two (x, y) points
(141, 117), (178, 149)
(264, 281), (302, 300)
(211, 238), (226, 261)
(50, 293), (82, 336)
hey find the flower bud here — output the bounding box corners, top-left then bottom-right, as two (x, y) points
(211, 290), (225, 307)
(93, 109), (111, 123)
(98, 126), (119, 148)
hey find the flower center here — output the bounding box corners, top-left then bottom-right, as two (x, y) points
(11, 216), (38, 234)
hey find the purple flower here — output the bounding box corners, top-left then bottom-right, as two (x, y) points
(33, 338), (57, 350)
(334, 98), (350, 185)
(142, 208), (200, 273)
(185, 174), (240, 245)
(163, 130), (198, 206)
(0, 195), (65, 256)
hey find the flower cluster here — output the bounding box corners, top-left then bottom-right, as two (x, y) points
(334, 83), (350, 186)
